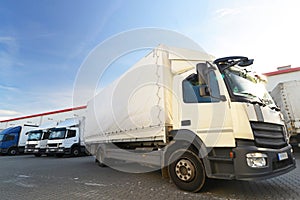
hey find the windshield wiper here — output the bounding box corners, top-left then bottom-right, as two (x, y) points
(237, 92), (266, 106)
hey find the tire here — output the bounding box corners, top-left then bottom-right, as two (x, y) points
(71, 147), (80, 157)
(96, 147), (107, 167)
(168, 149), (206, 192)
(34, 153), (42, 157)
(8, 148), (18, 156)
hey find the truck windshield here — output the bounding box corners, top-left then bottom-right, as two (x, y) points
(27, 131), (43, 141)
(223, 66), (275, 106)
(48, 128), (66, 140)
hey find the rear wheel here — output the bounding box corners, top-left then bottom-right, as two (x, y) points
(168, 149), (206, 192)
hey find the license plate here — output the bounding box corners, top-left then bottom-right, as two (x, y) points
(50, 149), (55, 152)
(278, 152), (288, 161)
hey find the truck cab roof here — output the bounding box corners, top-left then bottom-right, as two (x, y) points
(0, 126), (21, 135)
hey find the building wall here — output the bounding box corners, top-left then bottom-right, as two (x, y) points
(0, 106), (86, 130)
(266, 71), (300, 91)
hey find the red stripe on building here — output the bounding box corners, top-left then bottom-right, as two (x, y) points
(0, 105), (87, 123)
(264, 67), (300, 76)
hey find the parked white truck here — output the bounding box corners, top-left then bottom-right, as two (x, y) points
(46, 118), (86, 157)
(271, 80), (300, 147)
(84, 45), (295, 192)
(24, 122), (57, 157)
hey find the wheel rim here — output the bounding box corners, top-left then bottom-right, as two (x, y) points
(10, 149), (16, 155)
(175, 159), (195, 182)
(73, 149), (79, 156)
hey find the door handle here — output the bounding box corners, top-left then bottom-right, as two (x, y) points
(181, 120), (191, 126)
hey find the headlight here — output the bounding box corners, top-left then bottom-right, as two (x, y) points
(246, 153), (268, 168)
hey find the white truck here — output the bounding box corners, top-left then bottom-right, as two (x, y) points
(271, 80), (300, 147)
(24, 122), (58, 157)
(0, 124), (38, 155)
(83, 45), (295, 192)
(46, 118), (86, 157)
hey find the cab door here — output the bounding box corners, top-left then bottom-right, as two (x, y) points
(64, 128), (79, 148)
(174, 64), (235, 148)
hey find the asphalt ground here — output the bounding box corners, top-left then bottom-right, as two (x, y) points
(0, 152), (300, 200)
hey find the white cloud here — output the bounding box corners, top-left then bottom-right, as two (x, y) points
(0, 36), (19, 69)
(200, 1), (300, 73)
(0, 84), (18, 92)
(214, 8), (241, 18)
(0, 110), (22, 121)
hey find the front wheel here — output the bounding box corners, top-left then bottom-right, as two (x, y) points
(168, 149), (206, 192)
(8, 148), (18, 156)
(71, 147), (80, 157)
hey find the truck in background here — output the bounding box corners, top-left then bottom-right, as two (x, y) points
(0, 124), (38, 155)
(271, 80), (300, 147)
(46, 118), (86, 157)
(24, 122), (58, 157)
(0, 106), (86, 156)
(83, 45), (295, 192)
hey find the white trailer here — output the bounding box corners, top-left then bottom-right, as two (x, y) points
(84, 45), (295, 192)
(46, 117), (86, 157)
(271, 80), (300, 146)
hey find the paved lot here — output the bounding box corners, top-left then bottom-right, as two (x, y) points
(0, 153), (300, 200)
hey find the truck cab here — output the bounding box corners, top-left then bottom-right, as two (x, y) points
(0, 125), (37, 155)
(46, 118), (85, 157)
(169, 56), (295, 188)
(25, 126), (52, 157)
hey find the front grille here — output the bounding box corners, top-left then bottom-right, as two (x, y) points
(250, 122), (287, 149)
(26, 144), (36, 149)
(48, 144), (58, 147)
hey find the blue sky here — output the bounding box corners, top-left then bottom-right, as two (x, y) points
(1, 0), (300, 120)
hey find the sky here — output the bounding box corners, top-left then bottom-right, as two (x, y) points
(1, 0), (300, 120)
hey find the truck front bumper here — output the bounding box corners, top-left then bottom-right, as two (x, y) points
(233, 144), (295, 180)
(46, 147), (71, 154)
(25, 148), (46, 154)
(0, 148), (8, 154)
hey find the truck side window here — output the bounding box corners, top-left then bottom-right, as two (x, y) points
(208, 70), (221, 102)
(66, 130), (76, 138)
(182, 73), (212, 103)
(5, 134), (15, 141)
